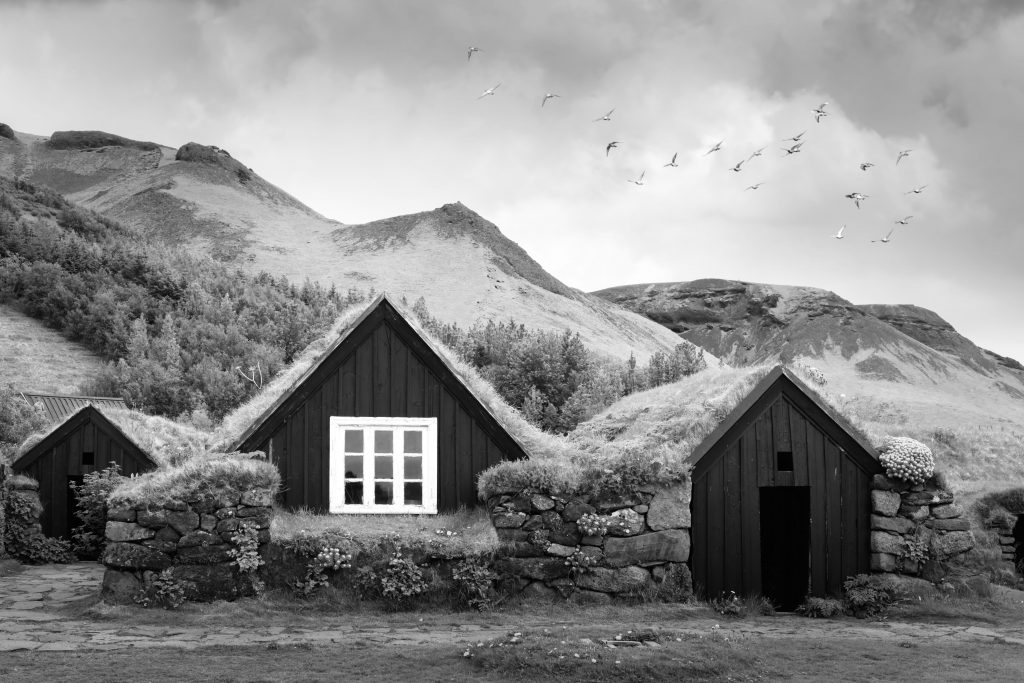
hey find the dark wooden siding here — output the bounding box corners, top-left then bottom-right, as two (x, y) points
(243, 304), (526, 512)
(15, 410), (154, 539)
(691, 384), (880, 599)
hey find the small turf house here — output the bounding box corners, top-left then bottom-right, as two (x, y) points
(230, 293), (529, 515)
(13, 404), (156, 539)
(685, 366), (882, 609)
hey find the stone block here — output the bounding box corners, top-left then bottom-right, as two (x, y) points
(520, 580), (559, 602)
(904, 490), (954, 506)
(593, 493), (642, 512)
(200, 514), (218, 532)
(506, 494), (533, 512)
(177, 530), (225, 548)
(236, 508), (272, 529)
(103, 542), (172, 570)
(142, 539), (177, 553)
(928, 518), (971, 532)
(871, 552), (898, 573)
(562, 499), (596, 522)
(541, 511), (581, 545)
(871, 514), (915, 534)
(105, 521), (155, 542)
(899, 504), (930, 522)
(580, 546), (604, 565)
(530, 494), (555, 511)
(646, 485), (691, 530)
(240, 488), (275, 507)
(106, 505), (136, 522)
(575, 566), (651, 594)
(493, 511), (528, 528)
(633, 505), (649, 514)
(580, 535), (604, 546)
(136, 508), (168, 527)
(494, 557), (571, 581)
(607, 509), (644, 537)
(216, 517), (241, 534)
(521, 515), (546, 531)
(165, 510), (201, 535)
(502, 542), (547, 558)
(165, 563), (241, 601)
(163, 499), (188, 511)
(930, 504), (964, 520)
(871, 490), (900, 517)
(870, 531), (905, 555)
(930, 530), (974, 559)
(545, 543), (577, 557)
(871, 474), (909, 492)
(100, 569), (142, 603)
(605, 530), (689, 567)
(155, 526), (181, 543)
(175, 544), (234, 565)
(495, 528), (530, 542)
(215, 507), (237, 520)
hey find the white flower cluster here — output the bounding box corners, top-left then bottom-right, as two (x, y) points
(879, 436), (934, 484)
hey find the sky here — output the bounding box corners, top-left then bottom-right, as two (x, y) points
(1, 0), (1023, 362)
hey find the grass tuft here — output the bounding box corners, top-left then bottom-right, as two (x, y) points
(108, 452), (279, 507)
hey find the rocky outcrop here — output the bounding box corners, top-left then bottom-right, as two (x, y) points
(0, 123), (14, 140)
(46, 130), (161, 151)
(175, 143), (253, 182)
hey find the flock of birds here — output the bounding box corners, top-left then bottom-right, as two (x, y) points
(467, 45), (927, 245)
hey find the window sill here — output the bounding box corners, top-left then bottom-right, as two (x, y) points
(328, 505), (438, 515)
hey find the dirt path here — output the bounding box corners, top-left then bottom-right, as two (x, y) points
(3, 562), (1024, 653)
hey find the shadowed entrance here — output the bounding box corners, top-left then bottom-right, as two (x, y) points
(760, 486), (810, 611)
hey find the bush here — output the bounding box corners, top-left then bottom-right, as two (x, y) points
(796, 596), (843, 618)
(69, 462), (124, 559)
(0, 385), (49, 461)
(3, 486), (75, 564)
(378, 551), (428, 608)
(879, 436), (934, 484)
(451, 555), (497, 610)
(843, 574), (901, 618)
(134, 569), (189, 609)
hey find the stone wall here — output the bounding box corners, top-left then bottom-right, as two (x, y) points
(870, 474), (974, 580)
(2, 474), (44, 558)
(101, 487), (274, 602)
(987, 517), (1019, 567)
(487, 484), (692, 604)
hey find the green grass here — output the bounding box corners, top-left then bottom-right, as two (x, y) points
(108, 452), (279, 507)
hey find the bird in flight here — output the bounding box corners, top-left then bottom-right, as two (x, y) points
(729, 160), (745, 172)
(467, 46), (481, 61)
(833, 225), (845, 239)
(906, 185), (928, 194)
(704, 139), (724, 155)
(594, 108), (615, 122)
(845, 192), (868, 208)
(606, 141), (619, 157)
(664, 152), (678, 168)
(477, 83), (500, 99)
(872, 228), (896, 243)
(542, 93), (560, 107)
(784, 131), (806, 142)
(813, 102), (829, 123)
(860, 162), (875, 171)
(896, 149), (912, 165)
(745, 182), (765, 190)
(783, 141), (804, 155)
(895, 215), (914, 225)
(628, 170), (646, 186)
(747, 146), (766, 161)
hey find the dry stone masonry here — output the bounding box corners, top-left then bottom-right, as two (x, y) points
(101, 487), (274, 602)
(487, 484), (692, 603)
(870, 474), (973, 580)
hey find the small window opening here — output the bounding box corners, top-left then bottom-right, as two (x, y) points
(777, 451), (793, 472)
(82, 451), (95, 466)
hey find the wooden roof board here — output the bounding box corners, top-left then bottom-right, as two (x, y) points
(20, 393), (128, 423)
(229, 293), (531, 461)
(686, 365), (880, 479)
(12, 405), (157, 472)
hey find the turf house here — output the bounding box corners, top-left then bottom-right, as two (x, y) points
(685, 366), (882, 609)
(228, 293), (530, 514)
(19, 392), (128, 422)
(13, 404), (157, 538)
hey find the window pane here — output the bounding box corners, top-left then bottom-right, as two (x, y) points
(344, 430), (363, 453)
(375, 455), (393, 479)
(374, 482), (393, 505)
(403, 431), (422, 454)
(404, 482), (423, 506)
(404, 456), (422, 479)
(344, 481), (363, 505)
(374, 430), (393, 453)
(344, 456), (363, 478)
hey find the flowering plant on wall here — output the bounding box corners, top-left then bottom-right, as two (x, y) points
(879, 436), (935, 484)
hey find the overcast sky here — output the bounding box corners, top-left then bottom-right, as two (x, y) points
(2, 0), (1023, 362)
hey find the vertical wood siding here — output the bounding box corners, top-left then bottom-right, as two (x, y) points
(691, 387), (880, 599)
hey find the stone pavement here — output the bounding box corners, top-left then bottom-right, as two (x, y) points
(2, 561), (1024, 653)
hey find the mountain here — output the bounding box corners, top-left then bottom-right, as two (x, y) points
(592, 279), (1024, 451)
(0, 126), (688, 362)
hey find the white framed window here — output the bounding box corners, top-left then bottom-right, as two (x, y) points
(328, 416), (438, 514)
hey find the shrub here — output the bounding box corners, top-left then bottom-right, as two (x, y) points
(134, 569), (188, 610)
(796, 596), (843, 618)
(378, 551), (428, 607)
(3, 486), (75, 564)
(843, 574), (901, 618)
(451, 555), (497, 610)
(281, 529), (355, 597)
(69, 462), (124, 559)
(879, 436), (934, 484)
(709, 591), (775, 617)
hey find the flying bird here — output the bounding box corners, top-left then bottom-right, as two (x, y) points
(628, 170), (646, 186)
(833, 225), (845, 239)
(872, 228), (896, 243)
(745, 182), (765, 190)
(895, 215), (914, 225)
(784, 131), (806, 142)
(906, 185), (928, 194)
(541, 93), (560, 107)
(729, 160), (745, 172)
(845, 192), (868, 208)
(813, 102), (829, 123)
(896, 149), (912, 165)
(747, 147), (766, 161)
(783, 142), (804, 155)
(477, 83), (500, 99)
(664, 152), (678, 168)
(594, 108), (615, 122)
(605, 141), (619, 157)
(467, 46), (481, 61)
(860, 162), (875, 171)
(704, 139), (724, 156)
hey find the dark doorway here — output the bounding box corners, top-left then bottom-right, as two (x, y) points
(760, 486), (810, 611)
(66, 475), (84, 542)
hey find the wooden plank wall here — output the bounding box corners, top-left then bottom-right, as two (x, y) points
(692, 394), (874, 599)
(269, 321), (515, 512)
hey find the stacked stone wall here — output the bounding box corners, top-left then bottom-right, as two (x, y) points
(870, 474), (973, 580)
(487, 484), (692, 604)
(1, 474), (44, 558)
(101, 487), (274, 602)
